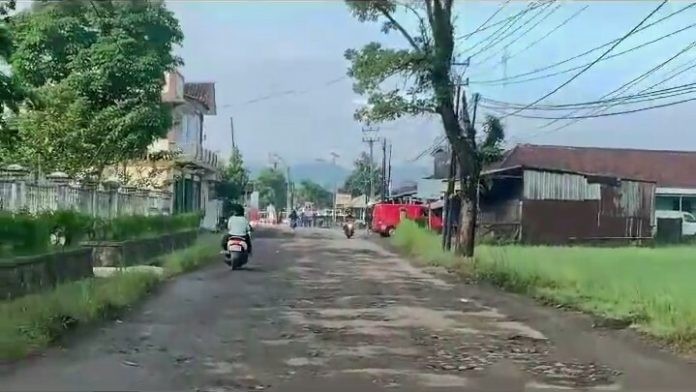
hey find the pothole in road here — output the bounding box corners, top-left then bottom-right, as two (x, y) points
(333, 345), (421, 358)
(341, 368), (469, 388)
(284, 357), (327, 367)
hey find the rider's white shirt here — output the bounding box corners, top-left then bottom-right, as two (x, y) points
(227, 216), (250, 236)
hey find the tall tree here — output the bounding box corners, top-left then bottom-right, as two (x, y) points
(217, 146), (250, 201)
(0, 0), (26, 145)
(345, 0), (505, 256)
(342, 152), (382, 198)
(5, 0), (183, 176)
(256, 167), (287, 210)
(217, 146), (250, 216)
(297, 179), (333, 208)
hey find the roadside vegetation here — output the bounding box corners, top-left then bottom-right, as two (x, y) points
(0, 234), (219, 360)
(393, 220), (696, 350)
(0, 212), (201, 259)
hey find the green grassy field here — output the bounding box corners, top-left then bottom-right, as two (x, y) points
(0, 234), (219, 360)
(392, 220), (696, 349)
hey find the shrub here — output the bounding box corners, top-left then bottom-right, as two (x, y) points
(0, 212), (51, 257)
(0, 212), (202, 258)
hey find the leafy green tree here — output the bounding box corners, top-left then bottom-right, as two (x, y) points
(0, 0), (26, 145)
(6, 0), (183, 176)
(342, 152), (382, 198)
(297, 179), (333, 208)
(217, 146), (249, 201)
(217, 146), (250, 216)
(256, 167), (287, 210)
(345, 0), (505, 256)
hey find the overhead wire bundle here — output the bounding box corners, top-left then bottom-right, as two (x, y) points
(471, 1), (563, 67)
(494, 0), (670, 120)
(468, 2), (696, 86)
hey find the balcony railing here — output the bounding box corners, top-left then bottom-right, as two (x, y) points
(147, 139), (222, 171)
(175, 142), (221, 170)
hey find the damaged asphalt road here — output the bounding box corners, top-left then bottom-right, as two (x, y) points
(1, 228), (695, 391)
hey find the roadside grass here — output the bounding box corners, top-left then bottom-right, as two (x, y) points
(392, 220), (696, 350)
(0, 233), (220, 360)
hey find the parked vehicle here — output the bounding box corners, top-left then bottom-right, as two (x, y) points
(656, 210), (696, 236)
(371, 203), (427, 237)
(343, 221), (355, 238)
(224, 235), (250, 270)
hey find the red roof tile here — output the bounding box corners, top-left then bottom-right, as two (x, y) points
(496, 144), (696, 188)
(184, 82), (216, 115)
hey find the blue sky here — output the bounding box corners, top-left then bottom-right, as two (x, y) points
(51, 1), (696, 167)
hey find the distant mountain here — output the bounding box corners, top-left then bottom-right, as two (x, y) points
(246, 161), (430, 190)
(246, 162), (348, 189)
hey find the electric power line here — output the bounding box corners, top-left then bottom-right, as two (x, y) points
(469, 2), (695, 85)
(461, 2), (540, 56)
(497, 0), (669, 120)
(504, 5), (589, 64)
(525, 40), (696, 130)
(487, 95), (696, 120)
(471, 18), (696, 86)
(467, 2), (554, 60)
(463, 0), (513, 40)
(224, 75), (349, 108)
(457, 1), (550, 40)
(471, 2), (562, 67)
(481, 82), (696, 111)
(518, 44), (696, 140)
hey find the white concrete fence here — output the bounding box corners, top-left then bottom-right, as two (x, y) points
(0, 165), (171, 217)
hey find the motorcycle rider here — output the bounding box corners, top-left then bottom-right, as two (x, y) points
(343, 210), (355, 232)
(221, 204), (252, 256)
(289, 208), (299, 228)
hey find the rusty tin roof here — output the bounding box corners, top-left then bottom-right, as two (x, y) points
(494, 144), (696, 188)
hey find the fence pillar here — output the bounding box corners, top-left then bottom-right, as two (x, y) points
(1, 164), (30, 211)
(102, 177), (121, 218)
(46, 171), (72, 211)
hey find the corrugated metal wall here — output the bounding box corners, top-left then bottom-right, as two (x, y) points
(520, 173), (655, 243)
(523, 170), (600, 201)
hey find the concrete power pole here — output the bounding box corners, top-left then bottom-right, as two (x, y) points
(387, 142), (392, 198)
(330, 152), (339, 225)
(362, 126), (379, 203)
(230, 117), (236, 150)
(381, 138), (387, 201)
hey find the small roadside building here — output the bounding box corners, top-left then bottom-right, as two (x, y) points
(479, 165), (656, 244)
(496, 144), (696, 215)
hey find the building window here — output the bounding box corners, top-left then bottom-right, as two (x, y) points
(684, 198), (693, 213)
(673, 198), (680, 211)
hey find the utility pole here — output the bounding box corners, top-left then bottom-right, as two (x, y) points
(443, 83), (463, 251)
(381, 138), (387, 201)
(230, 117), (236, 150)
(387, 142), (392, 198)
(330, 152), (339, 226)
(362, 126), (379, 203)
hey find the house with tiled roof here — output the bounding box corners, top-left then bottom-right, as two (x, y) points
(104, 70), (223, 227)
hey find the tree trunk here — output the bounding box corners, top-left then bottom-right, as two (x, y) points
(456, 172), (478, 258)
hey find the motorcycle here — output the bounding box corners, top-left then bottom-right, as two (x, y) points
(343, 221), (355, 239)
(223, 226), (253, 270)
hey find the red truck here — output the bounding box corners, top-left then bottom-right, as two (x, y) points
(370, 202), (443, 236)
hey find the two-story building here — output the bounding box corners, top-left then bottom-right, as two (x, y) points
(106, 70), (222, 223)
